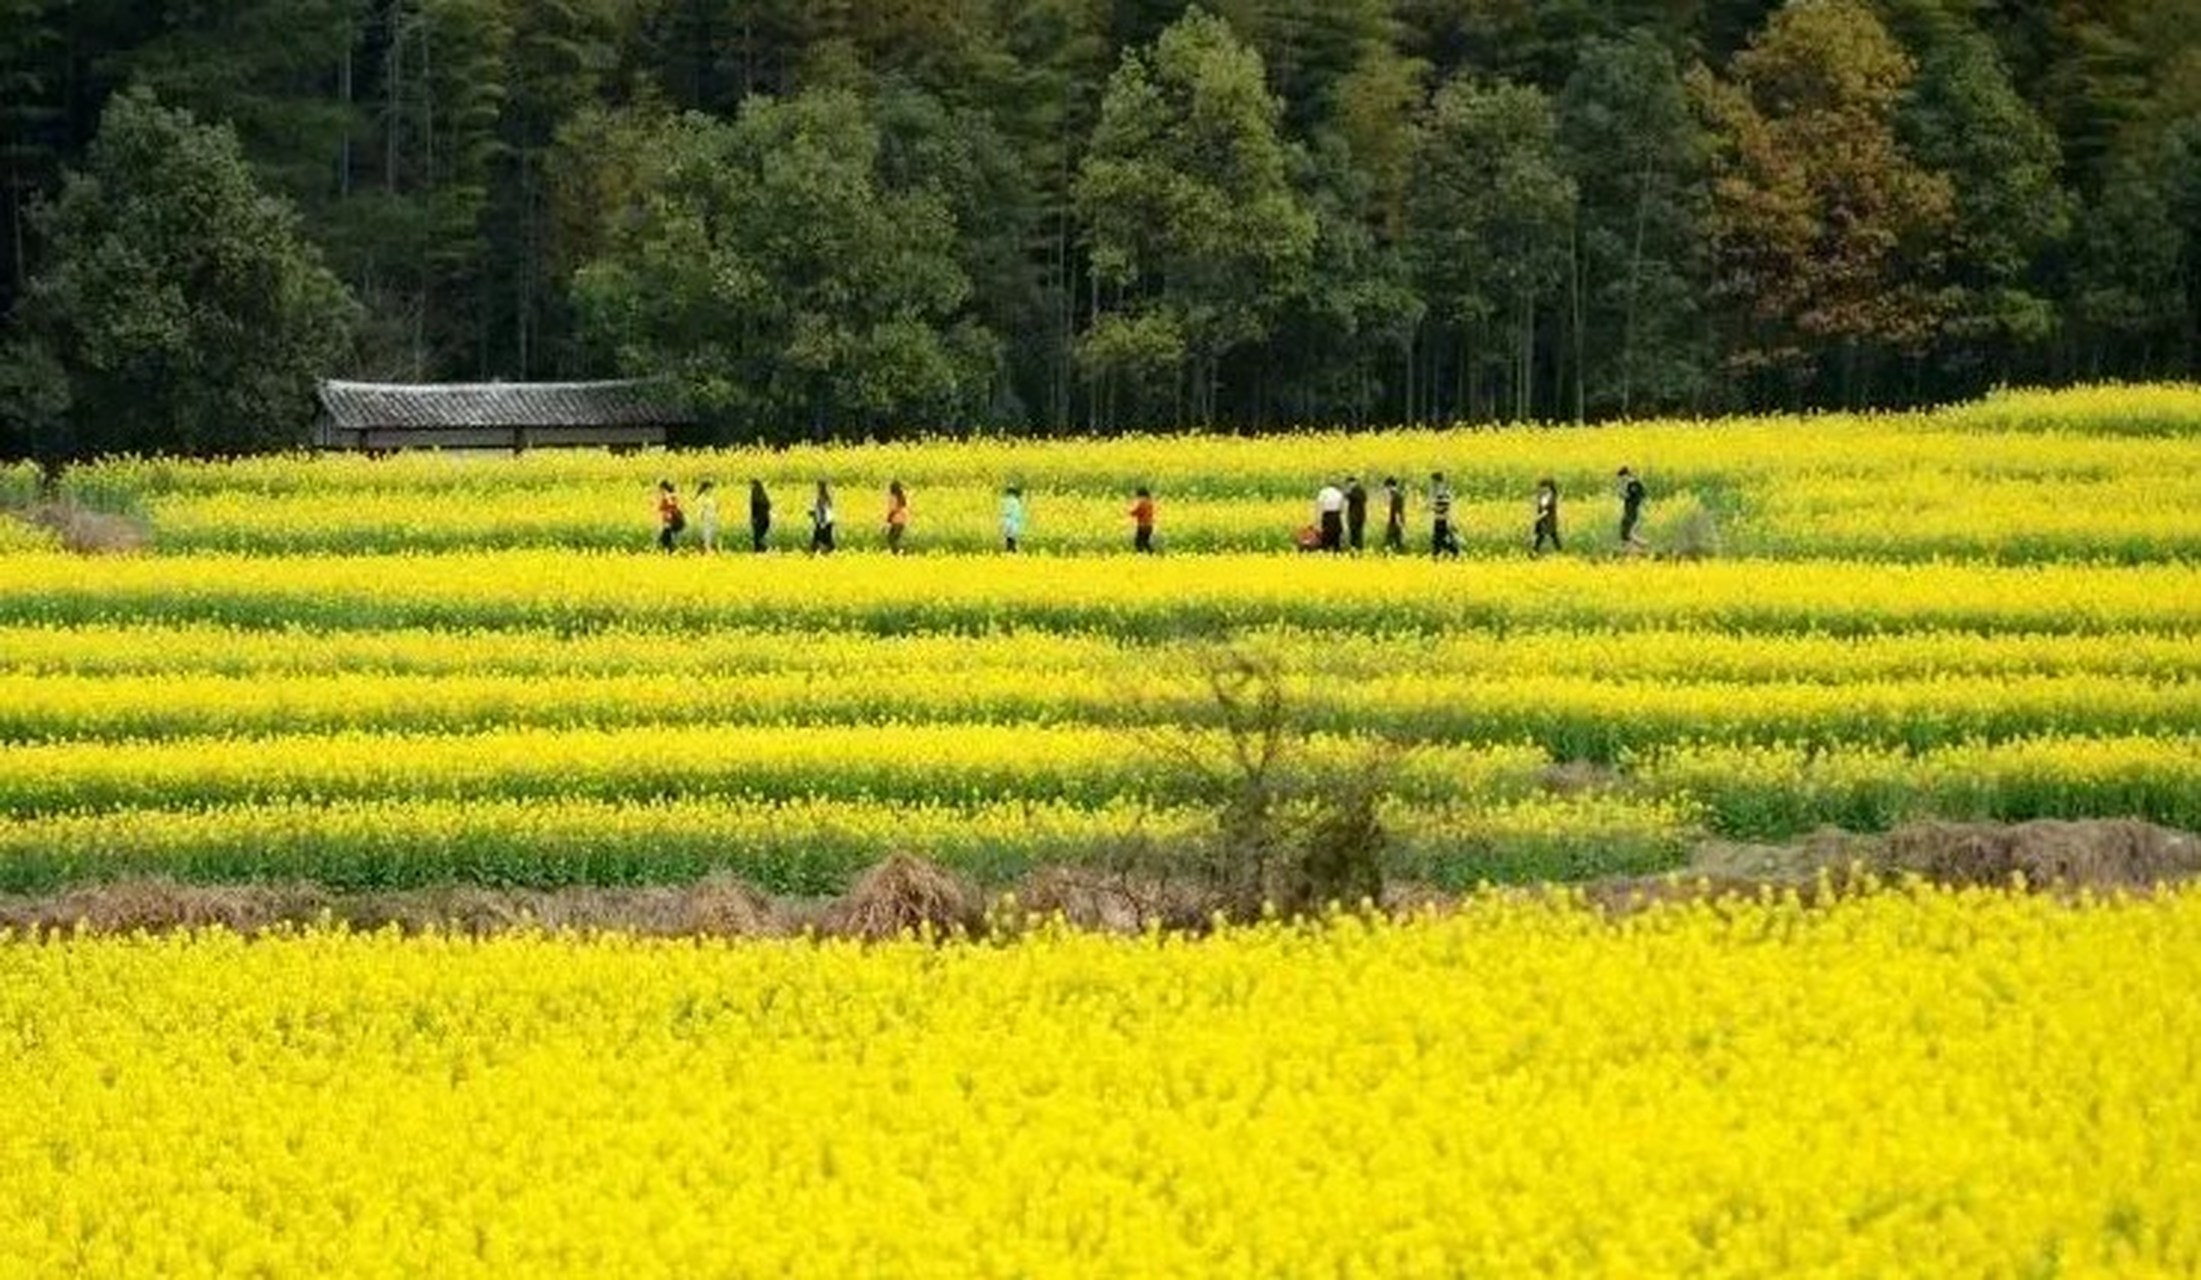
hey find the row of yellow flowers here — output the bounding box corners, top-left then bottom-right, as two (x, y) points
(45, 387), (2200, 560)
(0, 722), (2189, 843)
(59, 384), (2201, 502)
(111, 472), (2201, 560)
(2, 886), (2195, 1277)
(0, 792), (1698, 895)
(1, 667), (2191, 755)
(7, 620), (2198, 682)
(2, 550), (2194, 636)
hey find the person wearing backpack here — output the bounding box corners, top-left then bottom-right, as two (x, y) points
(656, 480), (685, 553)
(810, 481), (837, 554)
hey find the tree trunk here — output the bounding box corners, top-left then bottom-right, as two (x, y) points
(1518, 292), (1535, 423)
(384, 2), (403, 194)
(1403, 325), (1416, 424)
(338, 49), (354, 198)
(1622, 167), (1651, 418)
(1570, 225), (1586, 424)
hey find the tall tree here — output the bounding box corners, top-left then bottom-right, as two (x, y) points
(1074, 7), (1316, 426)
(572, 90), (994, 440)
(117, 0), (367, 209)
(2, 90), (357, 462)
(1407, 75), (1577, 422)
(0, 0), (66, 312)
(490, 0), (623, 378)
(1690, 0), (1954, 403)
(1268, 36), (1426, 425)
(1559, 31), (1711, 417)
(986, 0), (1113, 429)
(1882, 0), (2069, 387)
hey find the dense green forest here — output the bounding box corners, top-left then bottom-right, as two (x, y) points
(1, 0), (2198, 453)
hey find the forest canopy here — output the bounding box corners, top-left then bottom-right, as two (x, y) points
(2, 0), (2198, 452)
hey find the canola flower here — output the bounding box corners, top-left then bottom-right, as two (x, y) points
(7, 619), (2201, 684)
(0, 792), (1698, 895)
(0, 886), (2197, 1277)
(50, 385), (2201, 560)
(0, 666), (2192, 752)
(3, 550), (2197, 638)
(3, 385), (2198, 898)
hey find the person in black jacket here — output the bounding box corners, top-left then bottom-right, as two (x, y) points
(1430, 472), (1460, 559)
(810, 481), (837, 553)
(1617, 467), (1648, 553)
(748, 479), (772, 553)
(1344, 476), (1369, 552)
(1532, 478), (1562, 554)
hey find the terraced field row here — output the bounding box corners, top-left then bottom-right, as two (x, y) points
(48, 385), (2201, 561)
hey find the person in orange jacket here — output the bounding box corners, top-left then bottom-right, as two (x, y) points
(655, 480), (685, 553)
(1129, 487), (1157, 554)
(885, 480), (911, 554)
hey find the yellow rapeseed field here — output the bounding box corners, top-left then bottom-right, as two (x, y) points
(3, 385), (2199, 891)
(1, 886), (2197, 1277)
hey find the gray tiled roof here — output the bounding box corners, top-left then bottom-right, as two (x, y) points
(318, 380), (690, 429)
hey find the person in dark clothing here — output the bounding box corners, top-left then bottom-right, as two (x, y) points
(1617, 467), (1648, 552)
(1344, 477), (1369, 551)
(1382, 477), (1406, 552)
(1430, 472), (1460, 559)
(748, 479), (772, 553)
(1533, 477), (1562, 554)
(810, 481), (836, 554)
(1316, 480), (1346, 552)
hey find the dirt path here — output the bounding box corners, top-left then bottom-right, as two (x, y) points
(3, 822), (2195, 940)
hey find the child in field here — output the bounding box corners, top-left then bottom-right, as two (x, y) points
(810, 481), (836, 554)
(655, 480), (684, 553)
(1532, 478), (1561, 554)
(1001, 485), (1026, 552)
(749, 479), (772, 552)
(1129, 487), (1157, 553)
(1382, 477), (1405, 551)
(696, 480), (720, 553)
(885, 480), (910, 554)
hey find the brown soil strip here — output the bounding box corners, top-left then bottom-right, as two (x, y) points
(2, 821), (2195, 940)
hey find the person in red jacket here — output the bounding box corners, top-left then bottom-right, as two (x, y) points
(1129, 487), (1157, 554)
(655, 480), (684, 553)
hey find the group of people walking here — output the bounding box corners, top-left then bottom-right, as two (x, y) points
(1304, 468), (1647, 557)
(652, 467), (1652, 556)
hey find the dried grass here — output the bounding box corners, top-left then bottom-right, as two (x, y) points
(1590, 819), (2201, 912)
(1882, 820), (2201, 892)
(5, 823), (2193, 940)
(819, 853), (984, 942)
(20, 502), (149, 555)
